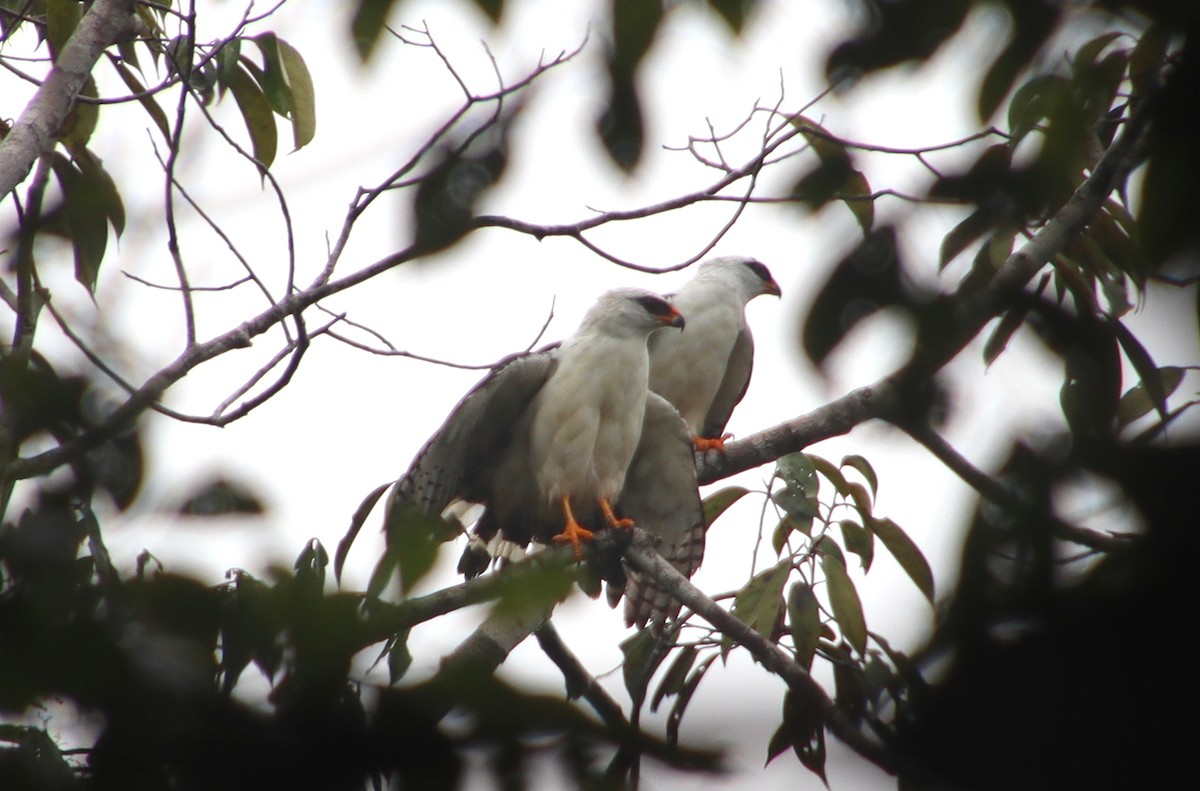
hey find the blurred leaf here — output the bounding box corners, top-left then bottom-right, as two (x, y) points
(388, 628), (413, 683)
(731, 561), (790, 641)
(225, 63), (278, 169)
(820, 550), (866, 653)
(1112, 319), (1168, 420)
(802, 227), (906, 367)
(977, 2), (1058, 121)
(45, 0), (81, 60)
(47, 151), (112, 293)
(293, 538), (328, 597)
(666, 654), (716, 748)
(179, 476), (266, 516)
(620, 628), (659, 700)
(1117, 366), (1186, 428)
(766, 691), (826, 782)
(940, 207), (993, 269)
(772, 516), (810, 556)
(702, 485), (749, 528)
(707, 0), (754, 34)
(651, 645), (697, 712)
(335, 481), (391, 584)
(216, 37), (242, 88)
(840, 454), (878, 498)
(471, 0), (505, 22)
(351, 0), (399, 62)
(870, 516), (934, 603)
(381, 501), (450, 595)
(841, 169), (874, 234)
(112, 60), (172, 143)
(275, 37), (317, 149)
(1129, 23), (1170, 100)
(825, 0), (970, 86)
(787, 581), (821, 671)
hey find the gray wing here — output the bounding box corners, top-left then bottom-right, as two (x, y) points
(700, 325), (754, 440)
(389, 347), (559, 517)
(613, 392), (705, 632)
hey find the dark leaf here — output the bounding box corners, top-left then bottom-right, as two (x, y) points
(809, 454), (849, 497)
(731, 561), (790, 640)
(1117, 366), (1186, 428)
(839, 519), (874, 572)
(388, 628), (413, 683)
(787, 581), (821, 671)
(351, 0), (399, 62)
(820, 550), (866, 654)
(840, 454), (878, 498)
(620, 628), (659, 700)
(179, 476), (266, 516)
(225, 62), (278, 169)
(1112, 320), (1168, 420)
(380, 501), (450, 595)
(334, 481), (391, 584)
(112, 59), (171, 142)
(666, 654), (716, 747)
(802, 227), (906, 367)
(651, 645), (697, 713)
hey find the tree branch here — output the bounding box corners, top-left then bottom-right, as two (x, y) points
(0, 0), (135, 196)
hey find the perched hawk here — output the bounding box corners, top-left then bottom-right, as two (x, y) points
(387, 288), (689, 587)
(648, 256), (780, 450)
(611, 256), (780, 631)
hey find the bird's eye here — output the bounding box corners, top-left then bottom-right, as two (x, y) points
(744, 260), (772, 283)
(635, 295), (674, 317)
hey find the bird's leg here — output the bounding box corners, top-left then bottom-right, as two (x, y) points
(599, 497), (635, 530)
(552, 495), (594, 559)
(693, 433), (734, 452)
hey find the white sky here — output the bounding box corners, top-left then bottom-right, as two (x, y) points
(6, 1), (1195, 788)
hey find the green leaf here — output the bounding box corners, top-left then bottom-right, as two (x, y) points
(772, 515), (811, 556)
(48, 152), (107, 293)
(766, 692), (827, 783)
(112, 60), (172, 143)
(334, 481), (391, 584)
(1007, 74), (1069, 142)
(787, 582), (821, 671)
(225, 63), (278, 169)
(839, 519), (874, 572)
(1117, 366), (1185, 428)
(702, 486), (749, 528)
(708, 0), (750, 34)
(939, 207), (993, 269)
(870, 516), (934, 603)
(840, 454), (878, 498)
(731, 561), (791, 640)
(845, 481), (873, 520)
(275, 37), (317, 150)
(820, 550), (867, 654)
(776, 453), (818, 496)
(75, 148), (125, 238)
(46, 0), (82, 60)
(809, 454), (850, 497)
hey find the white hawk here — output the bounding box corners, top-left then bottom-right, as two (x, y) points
(648, 255), (780, 450)
(613, 256), (779, 630)
(387, 288), (693, 596)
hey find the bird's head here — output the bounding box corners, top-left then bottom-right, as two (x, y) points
(699, 256), (781, 302)
(586, 288), (685, 337)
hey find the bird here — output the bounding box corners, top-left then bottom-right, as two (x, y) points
(648, 256), (780, 451)
(385, 288), (687, 586)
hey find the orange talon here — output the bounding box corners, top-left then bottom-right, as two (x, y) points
(552, 496), (594, 559)
(599, 497), (634, 530)
(693, 433), (734, 452)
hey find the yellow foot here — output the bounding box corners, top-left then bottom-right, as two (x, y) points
(599, 498), (634, 530)
(553, 496), (594, 559)
(693, 433), (733, 452)
(552, 518), (594, 559)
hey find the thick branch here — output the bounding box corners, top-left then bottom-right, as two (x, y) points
(0, 0), (135, 196)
